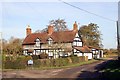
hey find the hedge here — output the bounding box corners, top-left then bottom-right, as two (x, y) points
(3, 56), (32, 69)
(3, 55), (88, 69)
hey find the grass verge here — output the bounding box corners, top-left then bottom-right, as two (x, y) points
(100, 60), (120, 79)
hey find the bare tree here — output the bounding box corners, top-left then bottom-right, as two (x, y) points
(35, 18), (68, 33)
(49, 18), (68, 31)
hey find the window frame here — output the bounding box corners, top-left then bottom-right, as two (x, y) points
(35, 38), (41, 47)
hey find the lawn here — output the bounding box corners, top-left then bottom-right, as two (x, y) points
(100, 59), (120, 79)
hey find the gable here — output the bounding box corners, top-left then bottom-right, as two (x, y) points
(75, 33), (79, 37)
(47, 37), (53, 41)
(35, 38), (40, 42)
(74, 33), (82, 41)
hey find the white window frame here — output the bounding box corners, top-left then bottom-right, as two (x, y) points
(48, 37), (53, 45)
(35, 38), (40, 47)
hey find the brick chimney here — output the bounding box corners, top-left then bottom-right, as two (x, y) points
(73, 21), (78, 32)
(48, 25), (54, 35)
(26, 25), (32, 36)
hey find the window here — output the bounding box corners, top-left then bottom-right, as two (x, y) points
(78, 42), (82, 46)
(73, 40), (83, 47)
(48, 50), (53, 56)
(73, 41), (76, 46)
(23, 50), (27, 55)
(35, 38), (40, 47)
(48, 37), (53, 45)
(36, 50), (41, 55)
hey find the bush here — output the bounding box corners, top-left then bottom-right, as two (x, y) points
(62, 58), (70, 66)
(70, 56), (80, 63)
(4, 58), (26, 69)
(31, 55), (39, 60)
(39, 53), (48, 59)
(3, 56), (32, 69)
(32, 58), (70, 68)
(4, 56), (15, 61)
(52, 58), (70, 67)
(3, 55), (88, 69)
(33, 60), (41, 68)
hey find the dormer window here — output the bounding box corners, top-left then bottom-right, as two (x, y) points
(48, 37), (53, 45)
(35, 38), (40, 47)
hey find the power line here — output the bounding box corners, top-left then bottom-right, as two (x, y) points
(58, 0), (116, 22)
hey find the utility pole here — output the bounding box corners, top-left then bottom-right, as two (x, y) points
(116, 21), (120, 60)
(118, 1), (120, 60)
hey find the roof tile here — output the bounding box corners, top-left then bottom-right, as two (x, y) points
(22, 30), (77, 45)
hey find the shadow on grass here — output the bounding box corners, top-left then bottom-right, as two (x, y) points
(75, 59), (120, 80)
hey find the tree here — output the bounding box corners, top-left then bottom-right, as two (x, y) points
(49, 18), (68, 31)
(78, 23), (102, 48)
(103, 48), (118, 56)
(35, 18), (68, 33)
(3, 37), (23, 56)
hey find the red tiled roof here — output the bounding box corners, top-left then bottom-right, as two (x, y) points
(22, 32), (49, 45)
(51, 30), (76, 43)
(22, 30), (77, 45)
(88, 46), (101, 50)
(74, 46), (91, 53)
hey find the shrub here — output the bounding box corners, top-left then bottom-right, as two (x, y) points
(54, 58), (70, 67)
(46, 59), (54, 67)
(39, 53), (48, 59)
(4, 58), (26, 69)
(32, 58), (70, 68)
(5, 56), (14, 61)
(40, 59), (47, 67)
(33, 60), (41, 68)
(31, 55), (39, 60)
(70, 56), (80, 63)
(3, 55), (88, 69)
(3, 56), (32, 69)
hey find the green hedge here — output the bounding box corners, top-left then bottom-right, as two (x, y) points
(33, 58), (70, 68)
(3, 55), (88, 69)
(3, 56), (32, 69)
(4, 58), (26, 69)
(70, 56), (80, 63)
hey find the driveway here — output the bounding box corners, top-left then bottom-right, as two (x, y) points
(2, 57), (116, 79)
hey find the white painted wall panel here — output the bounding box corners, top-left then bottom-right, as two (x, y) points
(78, 42), (82, 46)
(77, 53), (82, 56)
(84, 53), (92, 59)
(48, 52), (53, 56)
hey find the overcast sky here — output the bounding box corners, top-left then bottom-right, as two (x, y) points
(0, 0), (119, 49)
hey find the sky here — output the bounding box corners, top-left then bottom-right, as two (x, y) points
(0, 0), (119, 49)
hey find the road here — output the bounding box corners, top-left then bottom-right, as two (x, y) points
(2, 57), (116, 79)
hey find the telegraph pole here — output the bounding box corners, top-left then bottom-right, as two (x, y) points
(116, 21), (120, 60)
(118, 1), (120, 60)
